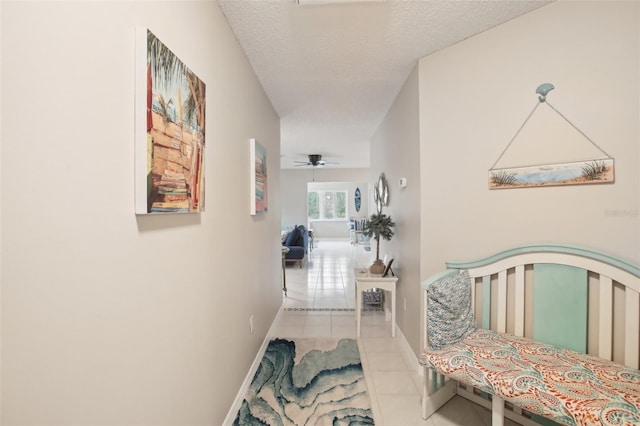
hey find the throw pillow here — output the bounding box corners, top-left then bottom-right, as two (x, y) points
(291, 226), (305, 246)
(285, 226), (301, 246)
(427, 269), (477, 350)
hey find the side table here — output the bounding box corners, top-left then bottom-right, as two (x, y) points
(354, 268), (398, 337)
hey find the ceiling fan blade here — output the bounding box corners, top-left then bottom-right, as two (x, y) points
(291, 154), (339, 167)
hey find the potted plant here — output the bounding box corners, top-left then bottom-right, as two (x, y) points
(363, 212), (395, 274)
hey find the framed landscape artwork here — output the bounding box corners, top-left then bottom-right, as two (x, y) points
(489, 158), (614, 190)
(250, 138), (268, 215)
(135, 28), (206, 214)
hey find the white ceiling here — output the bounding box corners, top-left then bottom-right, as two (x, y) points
(217, 0), (551, 169)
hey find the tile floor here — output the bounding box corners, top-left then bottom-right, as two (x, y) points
(269, 239), (521, 426)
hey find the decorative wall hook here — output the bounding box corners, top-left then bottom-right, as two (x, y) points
(536, 83), (555, 103)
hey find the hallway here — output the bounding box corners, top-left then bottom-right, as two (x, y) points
(268, 240), (513, 426)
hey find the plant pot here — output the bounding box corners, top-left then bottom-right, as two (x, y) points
(370, 259), (385, 275)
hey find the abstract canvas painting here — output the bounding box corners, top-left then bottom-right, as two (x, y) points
(250, 139), (267, 215)
(135, 28), (205, 214)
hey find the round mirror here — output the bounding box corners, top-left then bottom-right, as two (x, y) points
(377, 173), (389, 207)
(375, 196), (383, 214)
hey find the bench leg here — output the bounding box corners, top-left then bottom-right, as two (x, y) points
(492, 395), (504, 426)
(421, 366), (428, 419)
(421, 366), (456, 420)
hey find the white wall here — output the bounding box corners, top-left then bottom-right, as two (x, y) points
(370, 65), (422, 353)
(1, 2), (281, 424)
(419, 1), (639, 282)
(372, 0), (640, 355)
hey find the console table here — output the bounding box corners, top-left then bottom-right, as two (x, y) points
(354, 269), (398, 337)
(281, 246), (290, 296)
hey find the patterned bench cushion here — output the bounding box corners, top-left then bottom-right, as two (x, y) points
(419, 329), (640, 426)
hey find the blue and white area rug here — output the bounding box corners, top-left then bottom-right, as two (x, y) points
(233, 338), (374, 425)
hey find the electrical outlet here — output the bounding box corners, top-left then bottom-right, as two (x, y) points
(249, 315), (255, 334)
(403, 297), (407, 311)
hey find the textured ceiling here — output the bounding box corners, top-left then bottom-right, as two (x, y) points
(218, 0), (551, 169)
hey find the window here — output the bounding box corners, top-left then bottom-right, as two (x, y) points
(308, 190), (347, 221)
(308, 192), (319, 220)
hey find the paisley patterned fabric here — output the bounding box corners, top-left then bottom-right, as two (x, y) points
(419, 329), (640, 426)
(426, 269), (477, 350)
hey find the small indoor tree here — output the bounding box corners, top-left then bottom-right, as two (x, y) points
(363, 212), (395, 274)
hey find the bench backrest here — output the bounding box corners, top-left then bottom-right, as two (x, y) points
(422, 244), (640, 369)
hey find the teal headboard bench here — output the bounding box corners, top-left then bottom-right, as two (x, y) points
(419, 244), (640, 426)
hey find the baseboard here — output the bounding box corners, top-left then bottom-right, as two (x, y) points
(394, 322), (422, 374)
(222, 308), (284, 425)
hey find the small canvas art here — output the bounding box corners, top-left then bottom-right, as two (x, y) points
(250, 139), (268, 215)
(135, 28), (206, 214)
(489, 158), (614, 190)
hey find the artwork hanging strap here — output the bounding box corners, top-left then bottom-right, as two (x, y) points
(489, 84), (612, 172)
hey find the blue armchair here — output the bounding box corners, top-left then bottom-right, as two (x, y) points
(282, 225), (309, 268)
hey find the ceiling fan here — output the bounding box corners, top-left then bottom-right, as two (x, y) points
(294, 154), (338, 167)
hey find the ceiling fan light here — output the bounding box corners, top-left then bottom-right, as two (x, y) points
(308, 154), (323, 166)
(292, 153), (337, 167)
